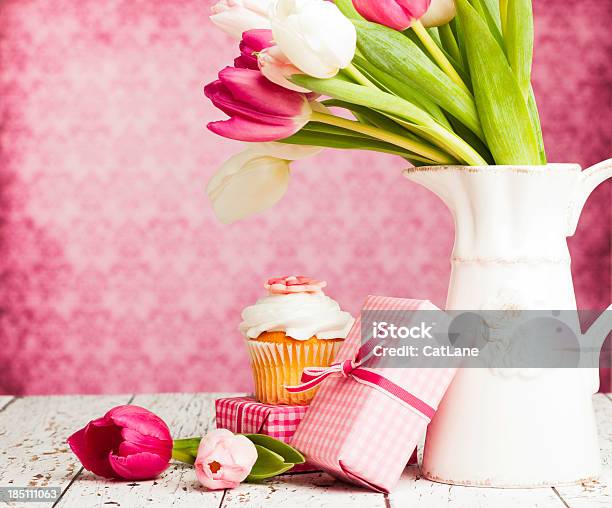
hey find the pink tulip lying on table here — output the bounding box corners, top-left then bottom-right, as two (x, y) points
(67, 405), (305, 489)
(67, 405), (173, 480)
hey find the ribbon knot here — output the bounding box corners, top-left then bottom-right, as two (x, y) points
(285, 340), (437, 421)
(340, 359), (356, 378)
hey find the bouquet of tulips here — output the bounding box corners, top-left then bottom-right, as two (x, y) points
(206, 0), (545, 223)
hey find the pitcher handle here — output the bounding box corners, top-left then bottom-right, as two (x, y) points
(567, 158), (612, 236)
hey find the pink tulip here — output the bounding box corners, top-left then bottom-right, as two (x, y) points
(204, 67), (312, 142)
(67, 405), (173, 481)
(234, 29), (274, 70)
(234, 29), (309, 93)
(352, 0), (431, 31)
(194, 429), (258, 490)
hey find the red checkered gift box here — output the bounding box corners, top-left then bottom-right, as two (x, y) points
(290, 296), (456, 492)
(215, 397), (316, 472)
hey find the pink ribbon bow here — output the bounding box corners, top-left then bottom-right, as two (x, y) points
(285, 339), (436, 421)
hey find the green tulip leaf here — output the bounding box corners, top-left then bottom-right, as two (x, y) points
(351, 55), (452, 129)
(353, 20), (483, 139)
(334, 0), (364, 20)
(282, 129), (439, 165)
(455, 0), (541, 165)
(244, 434), (305, 465)
(504, 0), (533, 100)
(471, 0), (504, 47)
(245, 444), (296, 482)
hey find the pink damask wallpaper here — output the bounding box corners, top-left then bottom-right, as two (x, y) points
(0, 0), (610, 395)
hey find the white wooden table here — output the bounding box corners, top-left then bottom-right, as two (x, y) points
(0, 393), (610, 507)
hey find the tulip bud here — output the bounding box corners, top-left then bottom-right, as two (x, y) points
(421, 0), (456, 27)
(210, 0), (273, 39)
(258, 45), (311, 93)
(234, 29), (275, 69)
(206, 143), (321, 224)
(352, 0), (431, 31)
(270, 0), (357, 79)
(194, 429), (258, 490)
(67, 405), (173, 480)
(204, 67), (312, 142)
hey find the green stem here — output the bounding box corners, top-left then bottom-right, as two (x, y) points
(343, 63), (376, 88)
(310, 111), (454, 164)
(171, 448), (196, 465)
(412, 20), (471, 95)
(172, 437), (201, 449)
(438, 23), (462, 65)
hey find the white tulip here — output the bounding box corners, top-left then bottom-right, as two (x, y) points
(210, 0), (273, 39)
(206, 143), (321, 224)
(269, 0), (357, 79)
(421, 0), (456, 28)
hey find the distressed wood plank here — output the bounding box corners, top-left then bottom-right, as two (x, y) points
(0, 394), (131, 493)
(221, 472), (386, 508)
(388, 466), (564, 508)
(56, 393), (241, 508)
(553, 394), (612, 507)
(0, 396), (15, 412)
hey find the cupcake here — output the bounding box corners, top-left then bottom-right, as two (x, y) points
(240, 276), (354, 405)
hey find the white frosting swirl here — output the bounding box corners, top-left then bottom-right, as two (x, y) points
(239, 292), (354, 340)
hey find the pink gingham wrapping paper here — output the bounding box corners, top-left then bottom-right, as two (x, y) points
(215, 397), (315, 472)
(215, 397), (307, 440)
(290, 296), (456, 492)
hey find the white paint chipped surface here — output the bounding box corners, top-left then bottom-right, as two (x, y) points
(0, 393), (609, 507)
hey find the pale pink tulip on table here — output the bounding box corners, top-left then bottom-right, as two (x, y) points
(210, 0), (273, 39)
(194, 429), (258, 490)
(204, 67), (312, 142)
(67, 405), (173, 480)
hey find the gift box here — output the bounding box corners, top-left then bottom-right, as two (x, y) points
(290, 296), (456, 492)
(215, 396), (317, 472)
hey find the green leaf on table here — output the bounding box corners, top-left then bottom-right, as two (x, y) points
(246, 445), (294, 482)
(244, 434), (305, 465)
(353, 20), (483, 139)
(455, 0), (540, 165)
(504, 0), (534, 100)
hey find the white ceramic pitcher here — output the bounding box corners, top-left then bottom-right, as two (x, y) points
(404, 160), (612, 487)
